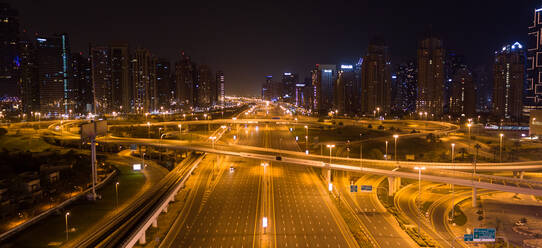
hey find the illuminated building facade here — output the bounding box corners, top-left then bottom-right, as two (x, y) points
(493, 42), (525, 121)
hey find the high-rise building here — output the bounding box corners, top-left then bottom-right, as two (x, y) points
(70, 52), (92, 114)
(262, 76), (273, 100)
(473, 65), (492, 113)
(311, 64), (336, 115)
(336, 64), (356, 115)
(110, 43), (130, 112)
(281, 72), (298, 103)
(216, 71), (225, 107)
(18, 33), (38, 114)
(417, 35), (445, 117)
(361, 38), (392, 115)
(449, 67), (475, 116)
(196, 64), (212, 107)
(131, 48), (156, 113)
(526, 6), (542, 114)
(444, 53), (466, 113)
(174, 51), (197, 107)
(0, 3), (19, 97)
(394, 60), (417, 113)
(90, 45), (111, 114)
(493, 42), (525, 121)
(36, 34), (70, 115)
(156, 58), (172, 109)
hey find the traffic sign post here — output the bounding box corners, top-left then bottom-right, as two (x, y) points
(463, 234), (473, 242)
(81, 120), (107, 201)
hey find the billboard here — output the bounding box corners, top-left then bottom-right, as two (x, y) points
(81, 120), (107, 139)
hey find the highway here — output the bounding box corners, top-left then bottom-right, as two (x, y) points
(335, 173), (418, 247)
(161, 106), (358, 247)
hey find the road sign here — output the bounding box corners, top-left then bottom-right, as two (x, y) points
(350, 185), (358, 192)
(133, 163), (142, 171)
(130, 144), (137, 151)
(464, 234), (473, 242)
(473, 228), (495, 242)
(361, 185), (372, 192)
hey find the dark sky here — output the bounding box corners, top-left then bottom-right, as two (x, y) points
(6, 0), (535, 96)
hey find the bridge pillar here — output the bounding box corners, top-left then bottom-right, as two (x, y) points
(387, 177), (396, 196)
(139, 231), (146, 245)
(152, 218), (158, 228)
(520, 171), (525, 180)
(472, 187), (477, 207)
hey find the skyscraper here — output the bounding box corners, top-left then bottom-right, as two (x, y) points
(262, 75), (273, 100)
(444, 53), (466, 113)
(18, 32), (38, 114)
(90, 45), (111, 114)
(361, 38), (392, 115)
(131, 48), (156, 113)
(0, 3), (19, 97)
(110, 43), (130, 112)
(394, 60), (417, 114)
(156, 58), (172, 109)
(450, 67), (475, 116)
(493, 42), (525, 121)
(174, 52), (197, 107)
(335, 64), (355, 115)
(281, 72), (298, 103)
(70, 52), (92, 114)
(36, 34), (70, 115)
(196, 64), (212, 107)
(312, 64), (336, 116)
(526, 6), (542, 114)
(216, 71), (225, 107)
(417, 35), (445, 117)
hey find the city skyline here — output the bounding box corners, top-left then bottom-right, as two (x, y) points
(4, 0), (533, 96)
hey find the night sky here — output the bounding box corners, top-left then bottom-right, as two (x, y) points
(6, 0), (535, 96)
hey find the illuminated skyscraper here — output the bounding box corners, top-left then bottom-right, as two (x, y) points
(394, 60), (417, 113)
(131, 48), (156, 113)
(216, 71), (225, 107)
(156, 58), (172, 109)
(281, 72), (298, 103)
(450, 66), (475, 116)
(311, 64), (336, 115)
(493, 42), (525, 121)
(417, 35), (444, 116)
(526, 6), (542, 114)
(174, 51), (197, 107)
(70, 52), (92, 114)
(90, 45), (111, 114)
(335, 64), (355, 115)
(36, 34), (70, 115)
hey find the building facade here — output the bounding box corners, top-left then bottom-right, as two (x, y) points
(526, 6), (542, 114)
(394, 60), (417, 114)
(493, 42), (525, 121)
(216, 71), (225, 107)
(0, 3), (19, 97)
(110, 43), (130, 112)
(417, 36), (445, 117)
(360, 39), (392, 115)
(449, 66), (475, 116)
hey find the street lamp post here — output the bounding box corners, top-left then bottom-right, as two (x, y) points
(115, 182), (119, 210)
(146, 122), (151, 138)
(178, 124), (182, 140)
(414, 166), (426, 234)
(65, 212), (70, 241)
(393, 134), (399, 164)
(326, 144), (335, 164)
(499, 133), (504, 162)
(304, 125), (309, 153)
(385, 140), (388, 160)
(359, 133), (363, 169)
(451, 143), (456, 233)
(451, 143), (455, 163)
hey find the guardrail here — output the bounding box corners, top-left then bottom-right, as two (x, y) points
(121, 154), (206, 247)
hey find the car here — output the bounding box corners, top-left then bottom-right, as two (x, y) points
(276, 156), (282, 161)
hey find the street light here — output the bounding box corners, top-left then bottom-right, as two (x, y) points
(499, 133), (504, 162)
(178, 124), (182, 140)
(65, 211), (70, 241)
(326, 144), (335, 163)
(451, 143), (455, 163)
(115, 182), (119, 210)
(467, 123), (472, 140)
(393, 134), (399, 163)
(385, 140), (388, 160)
(414, 166), (426, 234)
